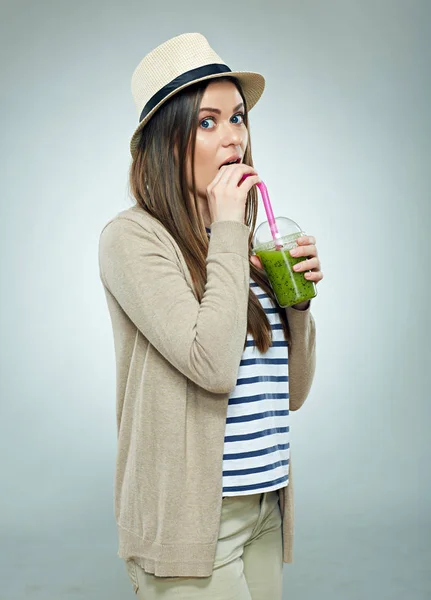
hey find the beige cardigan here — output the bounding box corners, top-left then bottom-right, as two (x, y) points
(98, 205), (316, 578)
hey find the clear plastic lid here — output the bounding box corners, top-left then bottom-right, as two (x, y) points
(253, 216), (304, 251)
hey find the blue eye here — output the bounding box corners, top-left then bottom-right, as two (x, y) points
(200, 117), (215, 129)
(231, 112), (245, 124)
(199, 112), (245, 130)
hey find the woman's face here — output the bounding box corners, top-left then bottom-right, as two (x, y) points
(187, 79), (248, 199)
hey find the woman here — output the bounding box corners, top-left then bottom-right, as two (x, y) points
(98, 32), (323, 600)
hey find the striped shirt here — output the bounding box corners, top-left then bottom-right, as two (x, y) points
(206, 228), (290, 497)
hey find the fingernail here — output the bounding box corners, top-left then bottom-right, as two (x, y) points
(290, 248), (298, 256)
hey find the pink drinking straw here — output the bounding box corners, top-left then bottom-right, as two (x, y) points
(241, 174), (283, 249)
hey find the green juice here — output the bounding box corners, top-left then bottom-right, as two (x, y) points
(255, 246), (317, 307)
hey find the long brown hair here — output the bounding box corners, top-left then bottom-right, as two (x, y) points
(129, 76), (291, 352)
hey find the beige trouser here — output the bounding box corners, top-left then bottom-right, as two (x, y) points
(124, 489), (283, 599)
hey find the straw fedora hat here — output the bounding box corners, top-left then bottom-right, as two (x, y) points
(129, 32), (265, 157)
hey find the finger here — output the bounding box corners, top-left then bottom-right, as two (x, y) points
(250, 255), (263, 269)
(207, 162), (245, 190)
(240, 175), (261, 196)
(293, 257), (320, 272)
(207, 164), (231, 190)
(290, 244), (317, 258)
(304, 270), (324, 282)
(219, 163), (259, 187)
(297, 235), (316, 246)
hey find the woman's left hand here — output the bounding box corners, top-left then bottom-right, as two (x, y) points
(250, 234), (323, 308)
(288, 234), (323, 284)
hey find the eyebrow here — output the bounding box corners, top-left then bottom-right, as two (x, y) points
(199, 102), (245, 114)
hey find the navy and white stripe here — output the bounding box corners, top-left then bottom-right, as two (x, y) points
(206, 228), (290, 497)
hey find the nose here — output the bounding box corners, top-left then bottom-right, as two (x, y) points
(220, 120), (243, 147)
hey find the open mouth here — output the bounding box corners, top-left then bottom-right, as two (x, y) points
(219, 158), (242, 169)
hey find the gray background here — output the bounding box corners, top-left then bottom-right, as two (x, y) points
(1, 0), (430, 598)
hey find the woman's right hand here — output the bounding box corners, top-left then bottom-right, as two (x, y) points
(206, 164), (261, 225)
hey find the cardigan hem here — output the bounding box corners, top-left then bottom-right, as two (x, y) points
(117, 523), (218, 577)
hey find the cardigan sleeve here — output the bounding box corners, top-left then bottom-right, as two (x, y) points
(285, 304), (316, 411)
(98, 217), (250, 395)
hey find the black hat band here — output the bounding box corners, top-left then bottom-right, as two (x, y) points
(139, 63), (232, 123)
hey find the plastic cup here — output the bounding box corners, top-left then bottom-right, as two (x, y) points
(253, 217), (317, 308)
